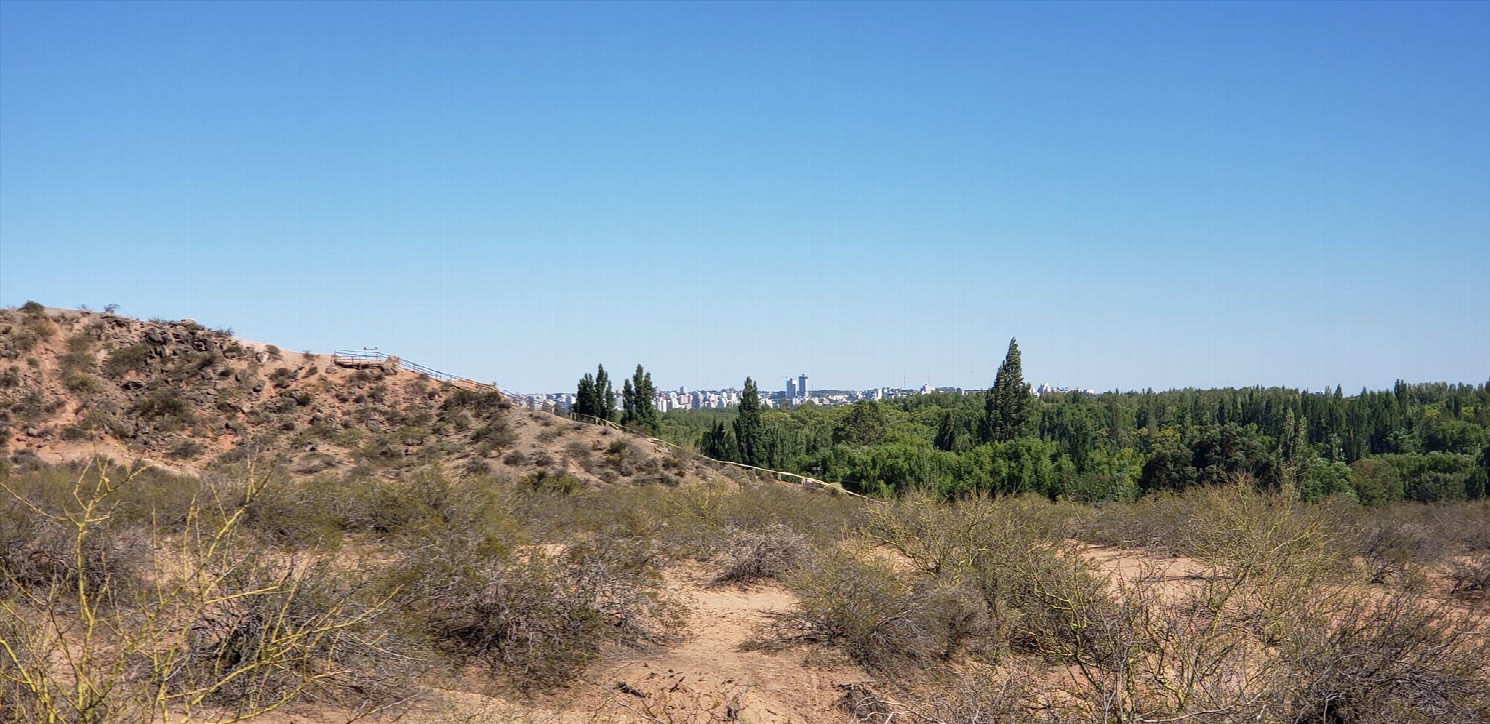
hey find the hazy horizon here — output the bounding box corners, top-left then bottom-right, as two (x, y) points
(4, 3), (1487, 394)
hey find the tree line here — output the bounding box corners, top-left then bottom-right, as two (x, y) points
(573, 364), (659, 433)
(658, 340), (1490, 504)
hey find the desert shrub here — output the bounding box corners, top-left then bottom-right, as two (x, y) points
(472, 417), (517, 452)
(913, 578), (997, 663)
(57, 332), (99, 391)
(603, 439), (649, 477)
(1276, 589), (1490, 723)
(131, 389), (192, 426)
(841, 667), (1044, 724)
(502, 449), (528, 466)
(770, 545), (993, 670)
(103, 341), (154, 375)
(167, 558), (404, 711)
(264, 344), (282, 359)
(0, 366), (19, 388)
(565, 440), (597, 472)
(716, 482), (869, 548)
(16, 303), (55, 343)
(1355, 514), (1443, 584)
(524, 469), (580, 496)
(59, 424), (92, 441)
(7, 448), (44, 471)
(774, 547), (930, 669)
(712, 523), (809, 586)
(61, 369), (99, 393)
(269, 366), (297, 388)
(0, 464), (196, 594)
(1, 463), (407, 723)
(1448, 553), (1490, 599)
(662, 452), (688, 473)
(0, 508), (148, 597)
(412, 537), (681, 690)
(4, 328), (40, 356)
(247, 468), (510, 546)
(9, 389), (47, 423)
(169, 439), (207, 460)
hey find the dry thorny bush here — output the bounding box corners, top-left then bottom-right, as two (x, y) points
(0, 462), (408, 724)
(764, 480), (1490, 724)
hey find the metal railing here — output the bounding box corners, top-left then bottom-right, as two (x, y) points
(563, 411), (874, 501)
(329, 350), (871, 499)
(332, 350), (503, 395)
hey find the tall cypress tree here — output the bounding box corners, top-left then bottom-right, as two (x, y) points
(636, 366), (658, 432)
(623, 364), (659, 432)
(595, 365), (614, 422)
(734, 377), (764, 466)
(575, 373), (597, 417)
(981, 338), (1033, 443)
(621, 378), (637, 425)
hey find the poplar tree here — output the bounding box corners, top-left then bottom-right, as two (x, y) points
(981, 338), (1033, 443)
(623, 364), (659, 432)
(635, 365), (658, 432)
(621, 378), (637, 425)
(734, 377), (764, 466)
(595, 365), (614, 422)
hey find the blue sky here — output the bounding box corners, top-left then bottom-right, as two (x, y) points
(2, 2), (1487, 394)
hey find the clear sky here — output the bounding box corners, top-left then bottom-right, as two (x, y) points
(2, 2), (1487, 394)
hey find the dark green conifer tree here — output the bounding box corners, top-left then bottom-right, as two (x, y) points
(595, 365), (614, 422)
(733, 377), (764, 466)
(618, 365), (660, 432)
(629, 364), (658, 433)
(575, 373), (597, 417)
(700, 420), (738, 461)
(981, 338), (1033, 443)
(621, 378), (637, 425)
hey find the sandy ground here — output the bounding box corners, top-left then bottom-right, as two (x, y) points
(565, 564), (867, 724)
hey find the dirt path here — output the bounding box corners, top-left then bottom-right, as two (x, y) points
(560, 565), (866, 724)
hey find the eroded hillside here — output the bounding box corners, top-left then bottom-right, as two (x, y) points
(0, 304), (719, 487)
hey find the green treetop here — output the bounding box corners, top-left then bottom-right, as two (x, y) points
(981, 338), (1033, 443)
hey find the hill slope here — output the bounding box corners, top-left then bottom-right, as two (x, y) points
(0, 304), (719, 486)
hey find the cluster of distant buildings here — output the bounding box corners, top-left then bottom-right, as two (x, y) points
(505, 377), (1096, 413)
(1034, 382), (1099, 396)
(511, 386), (754, 414)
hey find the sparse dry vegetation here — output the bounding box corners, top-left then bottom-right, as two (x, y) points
(2, 309), (1486, 722)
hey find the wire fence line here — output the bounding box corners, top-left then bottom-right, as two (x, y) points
(331, 349), (875, 501)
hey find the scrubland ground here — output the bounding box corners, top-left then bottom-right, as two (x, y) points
(3, 460), (1487, 724)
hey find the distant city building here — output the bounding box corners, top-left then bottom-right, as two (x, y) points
(786, 378), (797, 399)
(798, 374), (809, 399)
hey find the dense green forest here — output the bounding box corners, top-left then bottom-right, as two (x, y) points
(658, 345), (1490, 504)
